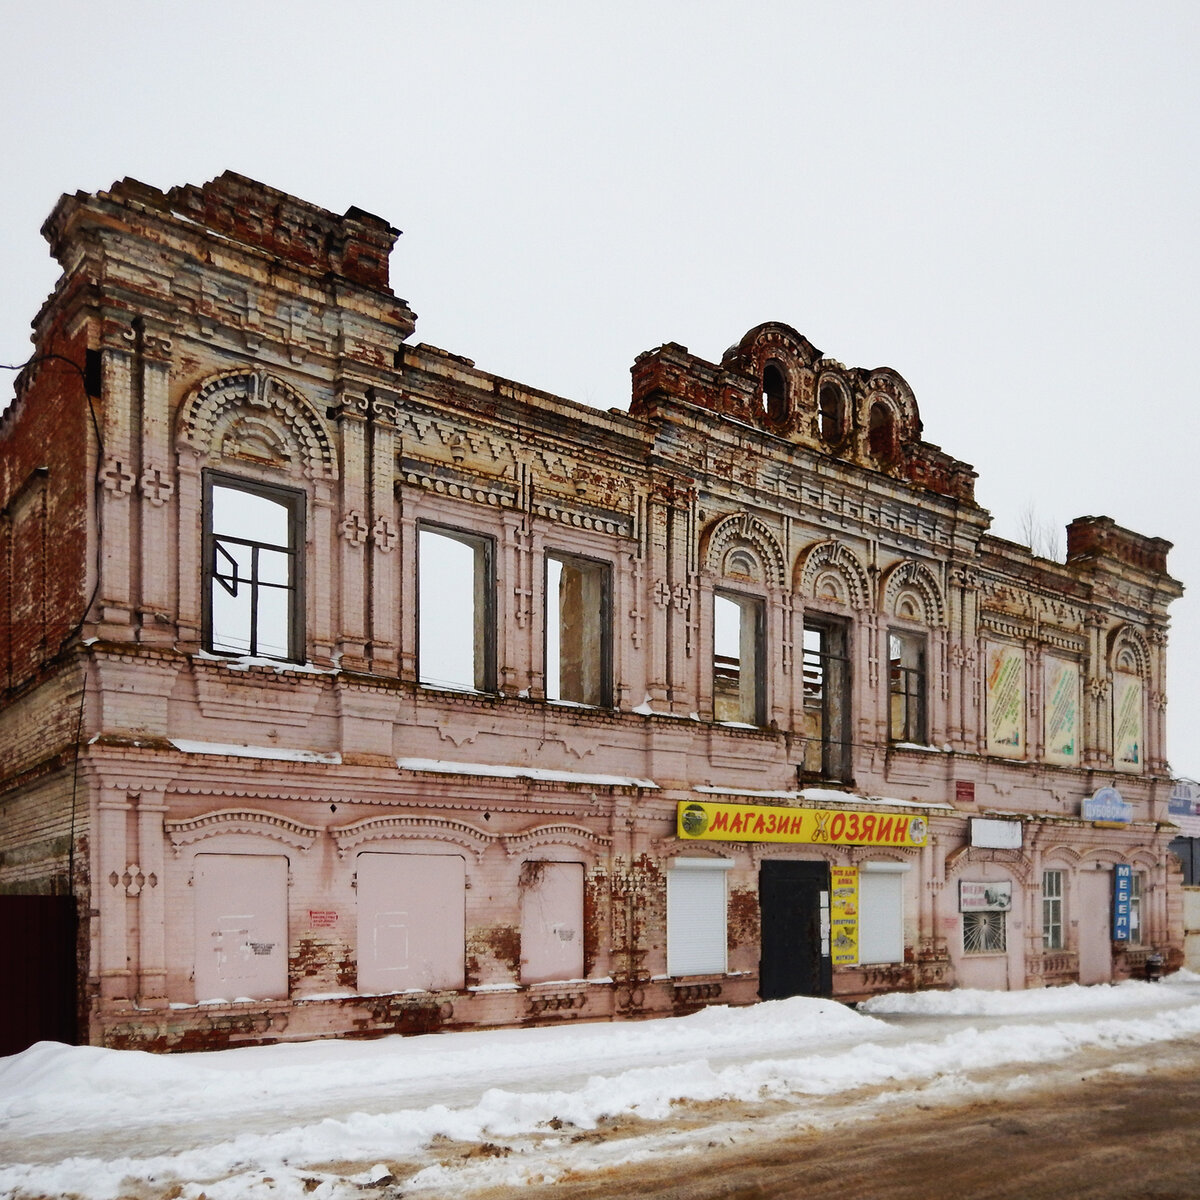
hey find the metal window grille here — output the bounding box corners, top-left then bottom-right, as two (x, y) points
(963, 909), (1006, 954)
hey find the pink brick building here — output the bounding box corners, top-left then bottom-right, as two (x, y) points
(0, 173), (1184, 1051)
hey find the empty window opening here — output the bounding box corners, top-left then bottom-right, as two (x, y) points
(761, 361), (788, 422)
(802, 616), (851, 781)
(204, 475), (304, 661)
(419, 527), (495, 692)
(713, 592), (764, 725)
(888, 631), (926, 743)
(546, 554), (610, 706)
(818, 382), (846, 444)
(1042, 869), (1065, 951)
(868, 401), (898, 463)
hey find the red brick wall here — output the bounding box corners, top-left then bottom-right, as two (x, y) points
(0, 328), (92, 693)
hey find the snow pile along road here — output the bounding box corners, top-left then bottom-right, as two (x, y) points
(1, 975), (1198, 1199)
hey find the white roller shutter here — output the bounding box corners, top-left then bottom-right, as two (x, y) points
(858, 862), (908, 964)
(666, 859), (732, 976)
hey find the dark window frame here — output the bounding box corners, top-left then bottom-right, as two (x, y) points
(888, 628), (927, 743)
(801, 614), (852, 782)
(202, 470), (306, 663)
(544, 549), (613, 708)
(417, 522), (497, 693)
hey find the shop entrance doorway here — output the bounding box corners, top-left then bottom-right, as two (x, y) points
(759, 859), (832, 999)
(1077, 870), (1114, 985)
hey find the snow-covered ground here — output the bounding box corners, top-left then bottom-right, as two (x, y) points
(3, 974), (1200, 1199)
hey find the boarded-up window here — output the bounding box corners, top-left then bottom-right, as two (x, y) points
(666, 859), (731, 976)
(193, 854), (289, 1002)
(520, 861), (585, 984)
(858, 863), (908, 964)
(356, 852), (465, 993)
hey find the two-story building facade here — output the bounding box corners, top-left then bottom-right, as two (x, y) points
(0, 173), (1184, 1051)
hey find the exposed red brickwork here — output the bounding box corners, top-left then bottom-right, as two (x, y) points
(1067, 515), (1173, 575)
(98, 172), (400, 292)
(0, 329), (91, 695)
(726, 886), (760, 952)
(466, 923), (522, 988)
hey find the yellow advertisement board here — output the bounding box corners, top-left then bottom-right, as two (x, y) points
(830, 866), (859, 965)
(676, 801), (927, 847)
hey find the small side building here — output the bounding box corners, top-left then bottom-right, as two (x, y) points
(0, 173), (1184, 1052)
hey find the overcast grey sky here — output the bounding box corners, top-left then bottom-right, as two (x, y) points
(3, 1), (1198, 777)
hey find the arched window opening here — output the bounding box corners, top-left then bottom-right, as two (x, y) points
(818, 382), (845, 443)
(761, 361), (787, 422)
(868, 401), (898, 463)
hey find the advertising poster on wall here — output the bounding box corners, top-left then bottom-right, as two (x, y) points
(1113, 673), (1143, 773)
(1043, 657), (1080, 765)
(986, 642), (1025, 758)
(829, 866), (858, 965)
(959, 880), (1013, 912)
(1112, 863), (1132, 940)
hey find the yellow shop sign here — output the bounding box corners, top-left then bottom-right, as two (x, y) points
(677, 800), (927, 847)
